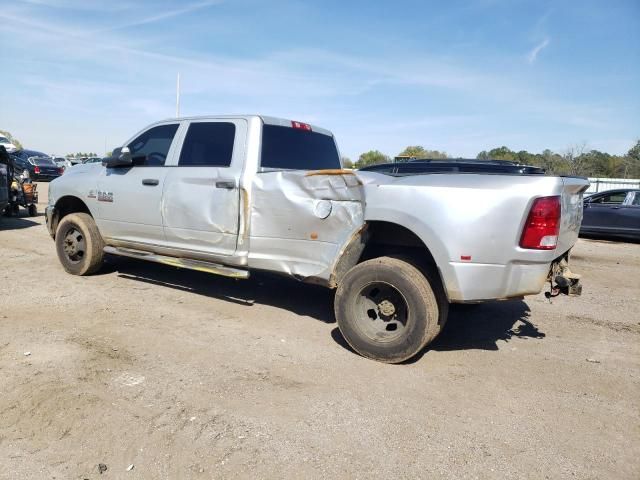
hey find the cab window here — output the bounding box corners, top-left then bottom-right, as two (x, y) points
(179, 122), (235, 167)
(127, 124), (179, 166)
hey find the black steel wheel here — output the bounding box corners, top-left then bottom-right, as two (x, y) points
(335, 256), (447, 363)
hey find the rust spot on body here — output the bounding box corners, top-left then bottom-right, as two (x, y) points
(305, 169), (356, 177)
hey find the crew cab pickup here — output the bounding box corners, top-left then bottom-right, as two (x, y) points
(46, 115), (588, 363)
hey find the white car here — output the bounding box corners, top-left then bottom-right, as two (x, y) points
(0, 135), (17, 153)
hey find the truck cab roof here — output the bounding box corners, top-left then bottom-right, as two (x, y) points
(152, 115), (334, 137)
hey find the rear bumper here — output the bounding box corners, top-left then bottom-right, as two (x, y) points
(45, 205), (56, 238)
(445, 261), (550, 302)
(445, 252), (582, 302)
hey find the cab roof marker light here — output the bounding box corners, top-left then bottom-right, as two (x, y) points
(291, 121), (312, 131)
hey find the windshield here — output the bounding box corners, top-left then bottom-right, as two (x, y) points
(0, 136), (10, 143)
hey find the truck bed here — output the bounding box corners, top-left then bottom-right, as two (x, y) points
(356, 170), (590, 301)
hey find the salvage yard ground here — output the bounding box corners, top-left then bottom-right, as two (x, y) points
(1, 183), (639, 479)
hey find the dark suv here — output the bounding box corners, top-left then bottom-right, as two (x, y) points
(10, 150), (63, 181)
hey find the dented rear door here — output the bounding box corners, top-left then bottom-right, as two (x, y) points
(161, 119), (247, 256)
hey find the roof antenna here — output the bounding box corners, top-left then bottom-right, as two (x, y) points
(176, 72), (181, 118)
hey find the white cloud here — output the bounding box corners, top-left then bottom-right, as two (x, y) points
(527, 37), (550, 64)
(97, 0), (223, 33)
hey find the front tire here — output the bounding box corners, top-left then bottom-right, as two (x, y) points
(335, 257), (447, 363)
(55, 213), (104, 275)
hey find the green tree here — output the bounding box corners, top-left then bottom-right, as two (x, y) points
(0, 130), (23, 149)
(623, 140), (640, 178)
(355, 150), (390, 168)
(341, 156), (354, 168)
(398, 145), (448, 160)
(538, 149), (565, 174)
(477, 146), (517, 161)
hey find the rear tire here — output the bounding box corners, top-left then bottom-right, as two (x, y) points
(28, 204), (37, 217)
(335, 256), (448, 363)
(55, 213), (104, 275)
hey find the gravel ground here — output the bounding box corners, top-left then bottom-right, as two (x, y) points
(1, 183), (639, 479)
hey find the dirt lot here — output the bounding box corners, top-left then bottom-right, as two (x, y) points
(1, 183), (639, 480)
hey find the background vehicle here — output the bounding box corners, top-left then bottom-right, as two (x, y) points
(45, 115), (588, 363)
(53, 157), (72, 170)
(0, 135), (17, 153)
(10, 150), (63, 181)
(83, 157), (104, 164)
(0, 146), (11, 213)
(580, 189), (640, 240)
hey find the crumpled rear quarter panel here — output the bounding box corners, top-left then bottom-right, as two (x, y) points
(248, 170), (364, 281)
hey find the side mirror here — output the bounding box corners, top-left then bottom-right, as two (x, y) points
(103, 147), (133, 168)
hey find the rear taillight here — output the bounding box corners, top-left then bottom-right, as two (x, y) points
(519, 196), (561, 250)
(58, 167), (64, 174)
(34, 166), (41, 174)
(291, 120), (312, 131)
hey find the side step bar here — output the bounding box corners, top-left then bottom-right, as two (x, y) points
(103, 246), (250, 279)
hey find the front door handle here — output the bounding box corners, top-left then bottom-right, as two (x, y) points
(142, 178), (159, 186)
(215, 180), (236, 189)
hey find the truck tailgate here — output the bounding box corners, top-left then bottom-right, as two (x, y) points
(557, 177), (590, 255)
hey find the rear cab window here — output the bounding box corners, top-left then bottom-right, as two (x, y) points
(260, 124), (340, 171)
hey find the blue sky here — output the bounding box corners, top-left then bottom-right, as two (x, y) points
(0, 0), (638, 159)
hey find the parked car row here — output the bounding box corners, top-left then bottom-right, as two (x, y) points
(5, 149), (107, 182)
(580, 188), (640, 241)
(10, 150), (64, 181)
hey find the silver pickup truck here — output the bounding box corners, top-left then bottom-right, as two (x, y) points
(46, 115), (588, 363)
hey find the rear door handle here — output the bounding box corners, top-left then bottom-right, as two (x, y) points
(215, 180), (236, 189)
(142, 178), (159, 186)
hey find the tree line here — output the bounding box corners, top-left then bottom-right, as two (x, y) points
(67, 152), (99, 158)
(349, 141), (640, 178)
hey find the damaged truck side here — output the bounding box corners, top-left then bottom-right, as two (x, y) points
(45, 116), (589, 363)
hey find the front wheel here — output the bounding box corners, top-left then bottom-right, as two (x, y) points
(55, 212), (105, 275)
(335, 257), (448, 363)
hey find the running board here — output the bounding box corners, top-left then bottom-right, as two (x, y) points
(103, 246), (250, 279)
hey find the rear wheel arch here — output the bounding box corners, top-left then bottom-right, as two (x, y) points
(332, 220), (447, 298)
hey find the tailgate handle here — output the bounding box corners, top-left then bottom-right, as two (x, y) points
(142, 178), (159, 186)
(215, 180), (236, 189)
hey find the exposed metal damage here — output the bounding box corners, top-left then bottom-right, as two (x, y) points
(248, 169), (365, 284)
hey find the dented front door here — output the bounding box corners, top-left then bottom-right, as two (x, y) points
(161, 119), (247, 256)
